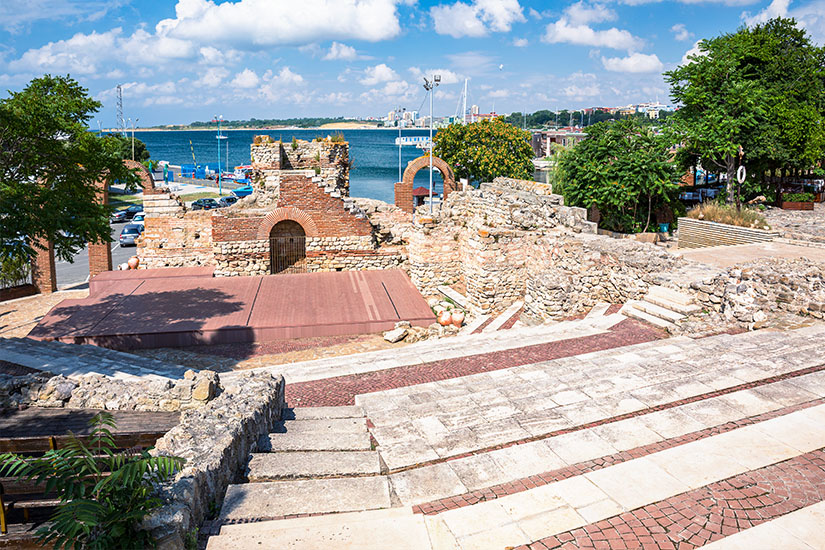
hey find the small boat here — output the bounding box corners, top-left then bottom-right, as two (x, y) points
(233, 184), (254, 198)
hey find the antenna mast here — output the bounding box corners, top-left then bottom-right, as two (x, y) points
(116, 85), (125, 136)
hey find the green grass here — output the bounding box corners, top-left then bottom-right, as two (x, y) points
(108, 193), (143, 209)
(179, 191), (222, 201)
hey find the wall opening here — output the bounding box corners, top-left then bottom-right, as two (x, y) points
(269, 220), (306, 275)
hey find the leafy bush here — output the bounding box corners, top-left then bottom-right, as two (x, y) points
(783, 192), (816, 202)
(687, 202), (771, 229)
(0, 413), (183, 550)
(0, 253), (31, 289)
(330, 133), (346, 143)
(290, 137), (298, 151)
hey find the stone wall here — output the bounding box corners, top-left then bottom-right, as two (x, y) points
(145, 372), (285, 549)
(0, 370), (220, 411)
(492, 177), (554, 196)
(251, 138), (349, 198)
(407, 225), (463, 296)
(140, 194), (215, 270)
(522, 233), (690, 323)
(463, 228), (531, 313)
(691, 257), (825, 325)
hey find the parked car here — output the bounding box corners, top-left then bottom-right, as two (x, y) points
(118, 223), (144, 247)
(218, 196), (238, 208)
(111, 205), (143, 223)
(191, 198), (219, 210)
(131, 213), (146, 226)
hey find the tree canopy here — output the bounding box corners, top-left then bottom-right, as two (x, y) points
(556, 119), (680, 233)
(665, 17), (825, 205)
(0, 75), (137, 263)
(433, 117), (534, 184)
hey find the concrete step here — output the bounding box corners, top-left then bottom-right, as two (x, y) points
(620, 301), (676, 330)
(633, 299), (685, 323)
(218, 476), (391, 523)
(284, 406), (365, 420)
(459, 313), (489, 335)
(259, 431), (372, 452)
(270, 417), (368, 435)
(208, 507), (430, 550)
(647, 285), (694, 306)
(483, 301), (524, 333)
(644, 293), (702, 315)
(247, 451), (381, 481)
(437, 285), (472, 311)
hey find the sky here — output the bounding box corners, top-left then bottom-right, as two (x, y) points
(0, 0), (823, 126)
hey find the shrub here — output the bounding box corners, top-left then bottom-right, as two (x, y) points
(687, 202), (771, 229)
(291, 137), (298, 151)
(0, 413), (183, 550)
(0, 253), (31, 289)
(783, 192), (816, 202)
(330, 133), (346, 143)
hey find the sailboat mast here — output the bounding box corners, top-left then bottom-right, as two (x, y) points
(463, 78), (468, 124)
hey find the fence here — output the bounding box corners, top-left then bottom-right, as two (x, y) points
(269, 236), (307, 274)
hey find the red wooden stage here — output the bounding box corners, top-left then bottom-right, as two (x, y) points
(29, 268), (435, 350)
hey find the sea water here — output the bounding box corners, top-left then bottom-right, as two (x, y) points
(136, 128), (445, 204)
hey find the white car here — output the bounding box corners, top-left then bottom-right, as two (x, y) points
(131, 213), (145, 226)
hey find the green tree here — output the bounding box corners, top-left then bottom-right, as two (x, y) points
(0, 75), (136, 263)
(0, 413), (182, 550)
(433, 117), (534, 184)
(556, 119), (680, 233)
(105, 133), (152, 163)
(665, 18), (825, 207)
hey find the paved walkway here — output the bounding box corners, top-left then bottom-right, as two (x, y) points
(676, 241), (825, 269)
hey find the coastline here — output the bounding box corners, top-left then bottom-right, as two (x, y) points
(125, 125), (403, 132)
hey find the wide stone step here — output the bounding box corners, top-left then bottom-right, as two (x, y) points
(270, 417), (368, 434)
(647, 285), (694, 306)
(247, 451), (381, 481)
(644, 294), (702, 315)
(259, 431), (372, 452)
(208, 507), (430, 550)
(633, 299), (685, 323)
(285, 406), (365, 420)
(620, 301), (676, 330)
(218, 477), (391, 522)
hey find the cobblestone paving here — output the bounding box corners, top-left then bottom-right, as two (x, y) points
(0, 289), (88, 338)
(414, 395), (825, 515)
(524, 448), (825, 550)
(286, 319), (664, 407)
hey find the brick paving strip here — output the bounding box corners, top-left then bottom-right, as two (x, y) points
(286, 319), (664, 407)
(521, 448), (825, 550)
(413, 371), (825, 513)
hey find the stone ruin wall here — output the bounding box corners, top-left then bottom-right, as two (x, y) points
(139, 192), (215, 270)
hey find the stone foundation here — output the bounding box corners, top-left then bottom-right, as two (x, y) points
(145, 372), (285, 548)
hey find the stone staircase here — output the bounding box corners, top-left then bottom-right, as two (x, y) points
(217, 406), (390, 525)
(0, 337), (188, 381)
(312, 175), (367, 219)
(620, 284), (700, 330)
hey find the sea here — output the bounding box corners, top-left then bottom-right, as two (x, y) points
(137, 128), (549, 204)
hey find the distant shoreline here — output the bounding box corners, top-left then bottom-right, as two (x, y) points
(123, 125), (406, 132)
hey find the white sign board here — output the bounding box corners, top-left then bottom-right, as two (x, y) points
(395, 136), (433, 149)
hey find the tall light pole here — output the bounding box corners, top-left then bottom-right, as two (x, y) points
(397, 107), (406, 182)
(213, 115), (225, 195)
(423, 74), (440, 216)
(129, 118), (139, 160)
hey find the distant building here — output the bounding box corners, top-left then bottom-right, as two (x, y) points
(531, 128), (587, 158)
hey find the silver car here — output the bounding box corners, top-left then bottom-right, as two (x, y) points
(119, 223), (144, 247)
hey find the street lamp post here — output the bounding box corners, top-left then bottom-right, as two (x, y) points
(423, 74), (440, 216)
(397, 107), (406, 182)
(214, 115), (225, 195)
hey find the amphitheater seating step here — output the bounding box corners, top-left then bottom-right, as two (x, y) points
(620, 300), (678, 329)
(247, 450), (381, 481)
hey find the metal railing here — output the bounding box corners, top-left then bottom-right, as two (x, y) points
(269, 236), (307, 274)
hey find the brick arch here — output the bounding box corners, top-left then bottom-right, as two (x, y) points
(122, 159), (156, 192)
(395, 155), (457, 214)
(256, 207), (319, 239)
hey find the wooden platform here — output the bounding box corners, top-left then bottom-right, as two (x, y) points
(28, 269), (435, 350)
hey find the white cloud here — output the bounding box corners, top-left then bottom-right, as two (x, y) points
(560, 72), (601, 99)
(8, 29), (120, 74)
(543, 19), (644, 51)
(743, 0), (825, 45)
(513, 37), (528, 47)
(564, 2), (616, 25)
(0, 0), (126, 33)
(602, 52), (663, 73)
(488, 89), (509, 97)
(431, 0), (525, 38)
(158, 0), (403, 47)
(230, 68), (260, 88)
(622, 0), (758, 5)
(268, 67), (304, 86)
(670, 23), (693, 41)
(197, 67), (229, 87)
(360, 63), (399, 85)
(323, 42), (358, 61)
(408, 67), (462, 84)
(680, 40), (704, 64)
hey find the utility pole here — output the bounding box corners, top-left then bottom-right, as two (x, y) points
(423, 74), (441, 216)
(116, 85), (125, 136)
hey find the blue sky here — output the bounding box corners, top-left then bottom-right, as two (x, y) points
(0, 0), (822, 126)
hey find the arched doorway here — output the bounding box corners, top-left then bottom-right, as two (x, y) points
(269, 220), (306, 274)
(395, 155), (457, 214)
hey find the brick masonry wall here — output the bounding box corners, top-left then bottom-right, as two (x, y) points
(30, 237), (56, 294)
(139, 212), (215, 270)
(277, 174), (373, 237)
